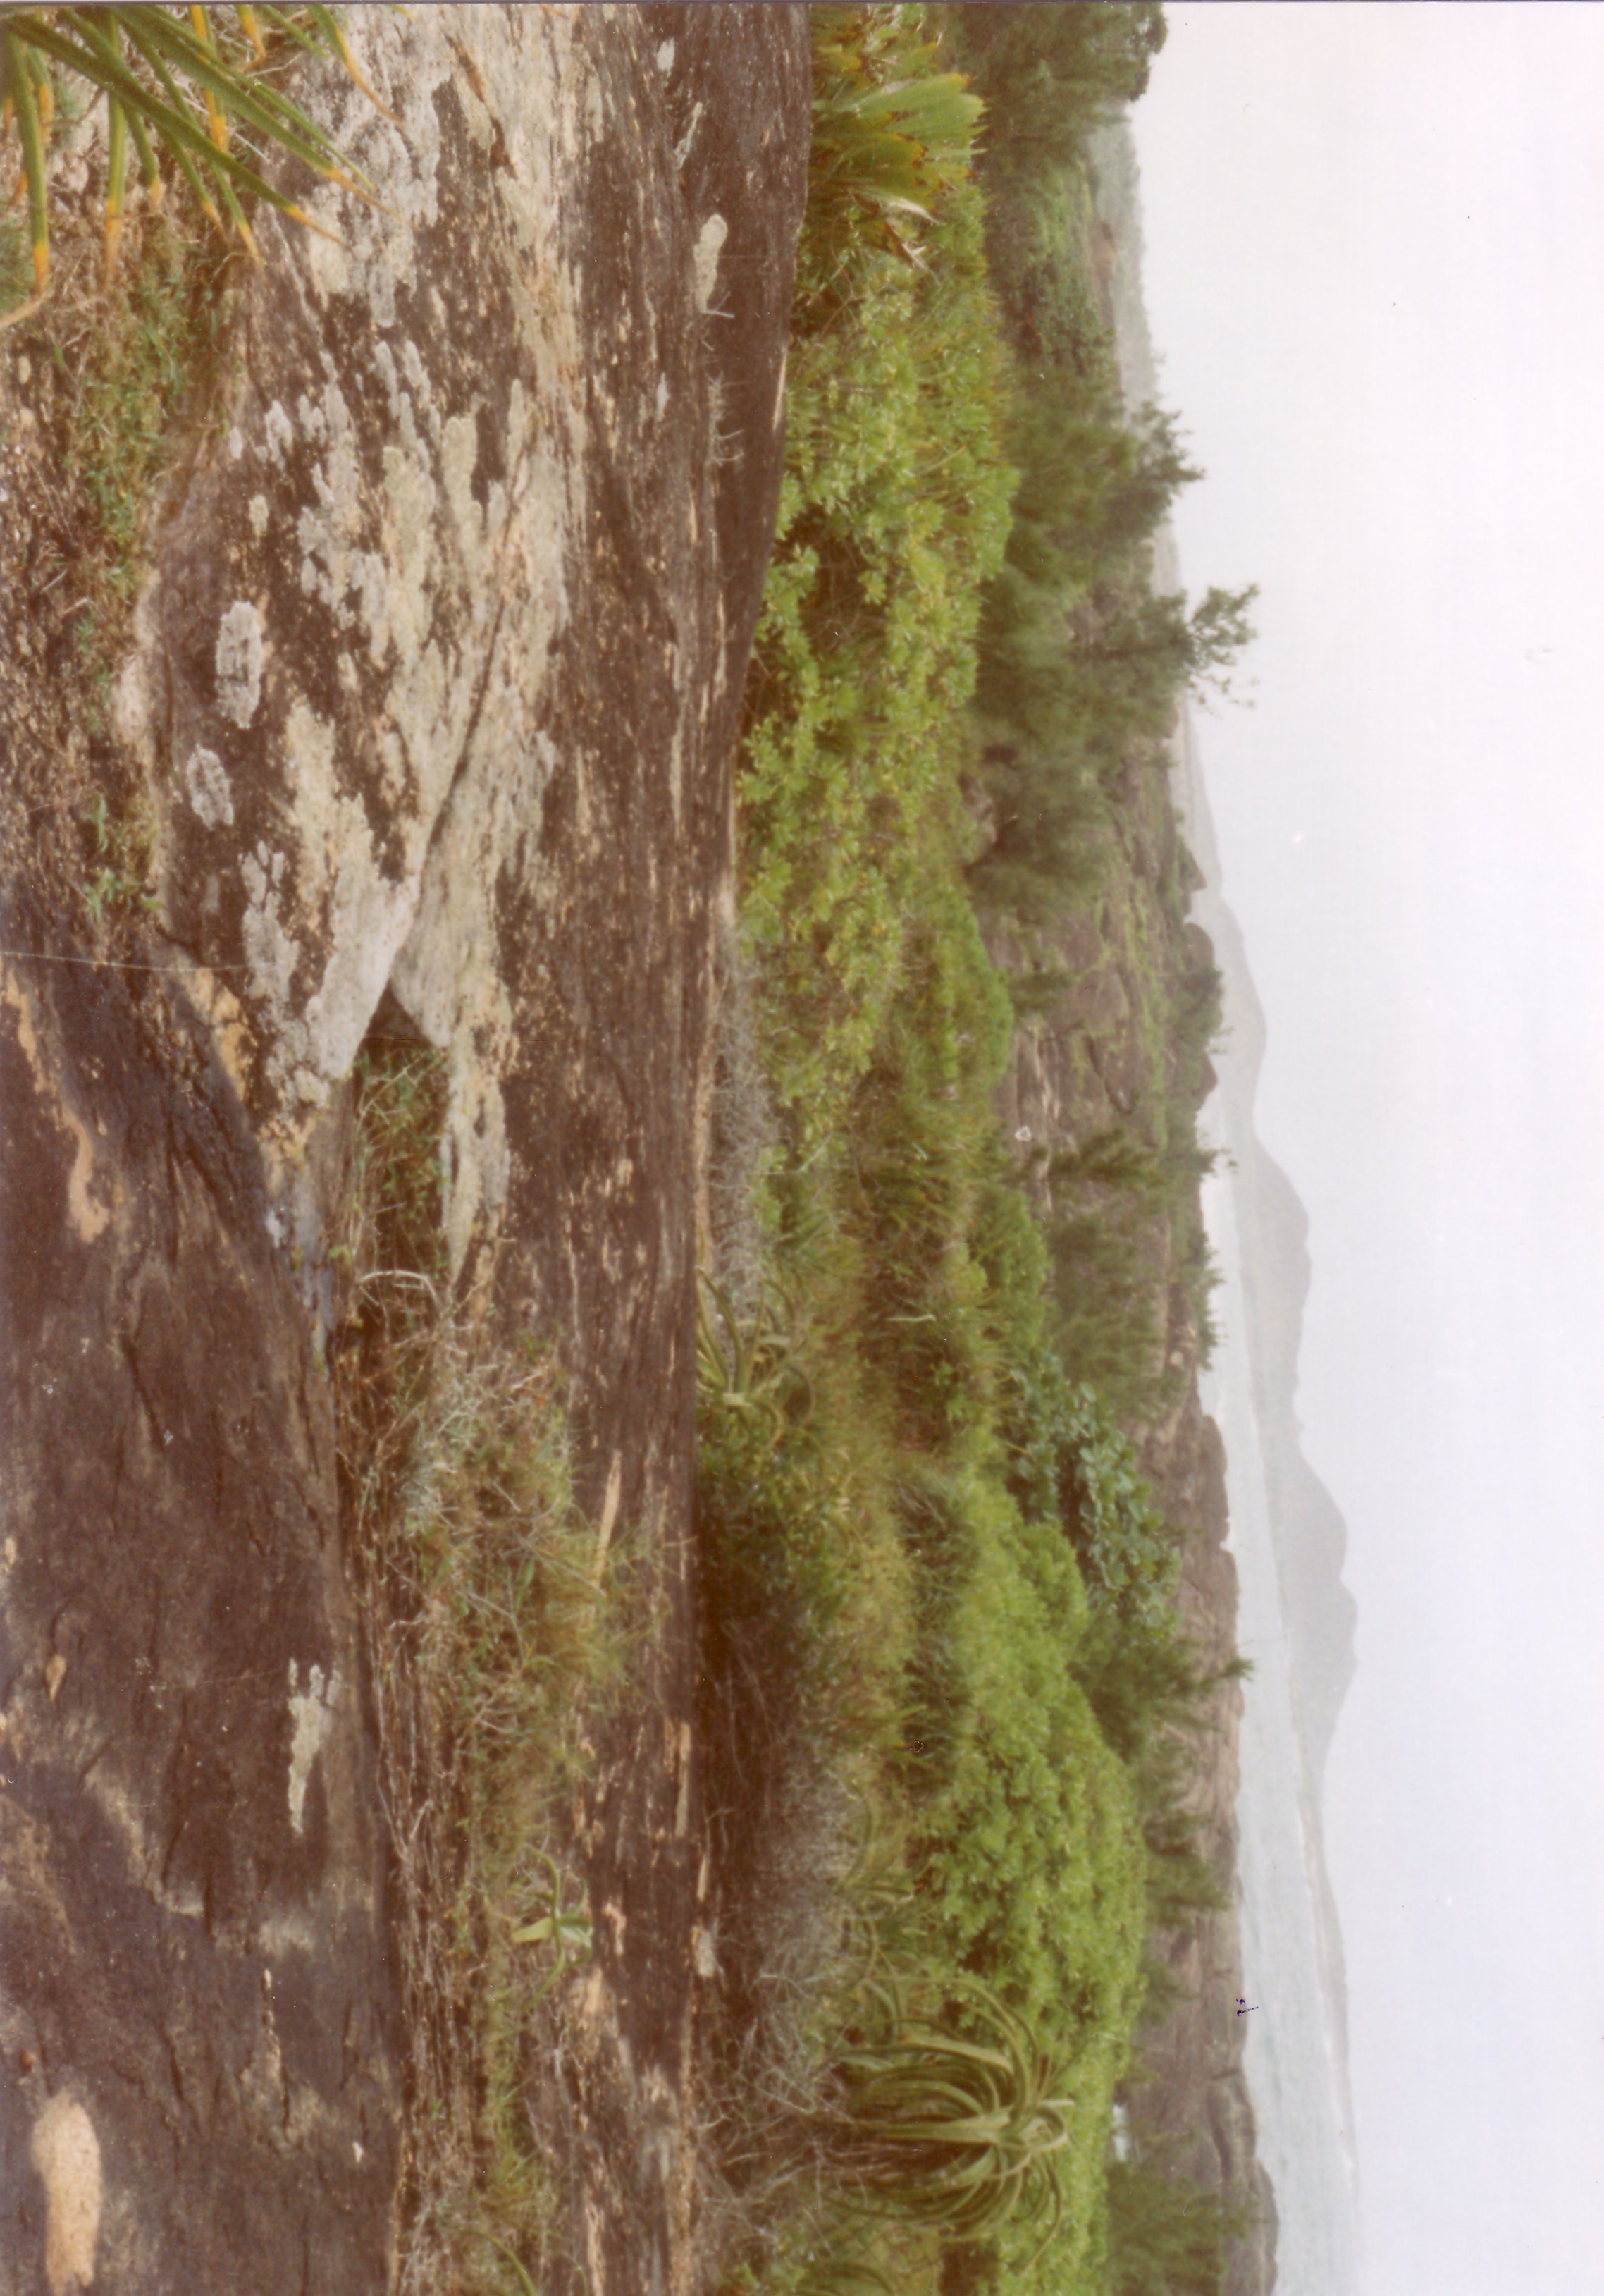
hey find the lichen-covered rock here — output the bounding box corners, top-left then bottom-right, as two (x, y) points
(0, 8), (810, 2291)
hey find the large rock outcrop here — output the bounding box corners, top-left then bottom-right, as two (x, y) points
(0, 9), (810, 2291)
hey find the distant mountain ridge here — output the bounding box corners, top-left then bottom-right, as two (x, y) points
(1174, 704), (1359, 2128)
(1090, 115), (1359, 1805)
(1090, 109), (1362, 2246)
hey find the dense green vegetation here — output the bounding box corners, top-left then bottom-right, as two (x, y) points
(704, 7), (1257, 2292)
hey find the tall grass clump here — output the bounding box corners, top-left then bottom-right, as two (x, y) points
(335, 1042), (619, 2296)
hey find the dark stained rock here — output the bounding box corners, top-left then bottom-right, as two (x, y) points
(0, 888), (399, 2295)
(0, 7), (810, 2291)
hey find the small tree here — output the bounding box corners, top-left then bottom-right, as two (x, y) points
(1080, 582), (1259, 718)
(1180, 583), (1259, 706)
(952, 1), (1168, 170)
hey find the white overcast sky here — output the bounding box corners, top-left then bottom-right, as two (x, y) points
(1133, 8), (1604, 2295)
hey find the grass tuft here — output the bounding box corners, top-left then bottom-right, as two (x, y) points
(335, 1043), (621, 2295)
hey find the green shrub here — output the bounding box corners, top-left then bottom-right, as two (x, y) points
(740, 8), (1013, 1150)
(1102, 2161), (1250, 2296)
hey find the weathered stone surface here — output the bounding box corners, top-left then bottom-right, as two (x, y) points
(1, 7), (810, 2290)
(0, 890), (400, 2294)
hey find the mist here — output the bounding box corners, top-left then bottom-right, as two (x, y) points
(1132, 8), (1604, 2292)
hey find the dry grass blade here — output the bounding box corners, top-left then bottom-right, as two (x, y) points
(335, 1043), (617, 2294)
(0, 2), (393, 318)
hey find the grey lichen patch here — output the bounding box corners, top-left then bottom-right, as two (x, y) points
(295, 379), (393, 658)
(387, 692), (553, 1270)
(240, 845), (300, 1014)
(262, 399), (295, 467)
(215, 601), (265, 728)
(276, 701), (414, 1075)
(286, 1659), (340, 1837)
(30, 2092), (102, 2296)
(692, 212), (727, 312)
(235, 693), (421, 1115)
(183, 745), (235, 830)
(137, 7), (592, 1249)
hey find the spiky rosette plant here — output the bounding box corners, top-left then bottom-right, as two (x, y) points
(809, 4), (983, 265)
(820, 1976), (1075, 2261)
(696, 1269), (815, 1442)
(0, 4), (388, 324)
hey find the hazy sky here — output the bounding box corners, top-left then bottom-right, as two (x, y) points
(1133, 9), (1604, 2295)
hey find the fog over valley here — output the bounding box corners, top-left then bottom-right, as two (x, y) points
(1134, 8), (1604, 2292)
